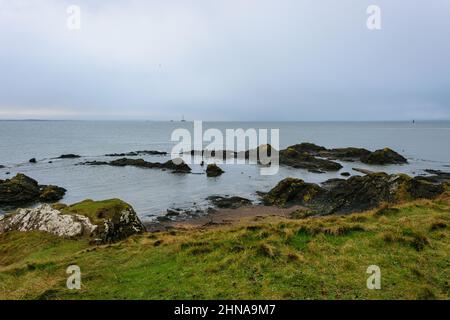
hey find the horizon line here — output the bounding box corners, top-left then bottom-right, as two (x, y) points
(0, 119), (449, 122)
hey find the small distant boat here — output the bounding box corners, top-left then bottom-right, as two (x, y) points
(181, 115), (186, 122)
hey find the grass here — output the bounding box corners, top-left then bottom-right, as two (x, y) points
(57, 198), (131, 225)
(0, 194), (449, 300)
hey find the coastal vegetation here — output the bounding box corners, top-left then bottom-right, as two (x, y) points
(0, 192), (449, 300)
(1, 143), (449, 300)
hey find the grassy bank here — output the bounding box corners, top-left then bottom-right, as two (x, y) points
(1, 194), (449, 300)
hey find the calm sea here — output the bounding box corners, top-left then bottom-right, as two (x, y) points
(1, 121), (449, 220)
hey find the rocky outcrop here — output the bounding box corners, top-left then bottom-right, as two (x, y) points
(283, 142), (407, 165)
(262, 178), (327, 207)
(263, 173), (446, 215)
(39, 185), (67, 202)
(0, 174), (66, 206)
(322, 173), (442, 214)
(29, 158), (37, 163)
(57, 154), (81, 159)
(352, 168), (375, 175)
(185, 144), (275, 163)
(0, 199), (145, 243)
(279, 148), (343, 171)
(360, 148), (407, 165)
(0, 204), (96, 237)
(416, 170), (450, 184)
(207, 196), (252, 209)
(80, 158), (191, 173)
(206, 164), (225, 177)
(323, 147), (371, 160)
(105, 150), (168, 157)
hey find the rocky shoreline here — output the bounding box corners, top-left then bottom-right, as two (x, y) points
(182, 142), (408, 172)
(1, 143), (449, 243)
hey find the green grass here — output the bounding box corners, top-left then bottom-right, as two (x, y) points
(57, 198), (131, 225)
(1, 194), (449, 300)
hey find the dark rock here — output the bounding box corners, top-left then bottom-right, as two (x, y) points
(279, 148), (342, 171)
(78, 160), (109, 166)
(206, 164), (225, 177)
(81, 157), (191, 173)
(0, 174), (66, 206)
(185, 144), (275, 163)
(262, 178), (326, 207)
(166, 209), (181, 217)
(39, 185), (67, 202)
(157, 216), (172, 222)
(360, 148), (408, 165)
(321, 178), (346, 190)
(237, 144), (276, 163)
(288, 143), (327, 154)
(0, 174), (40, 204)
(283, 142), (407, 165)
(321, 147), (371, 160)
(57, 154), (81, 159)
(323, 173), (442, 214)
(162, 159), (192, 173)
(105, 150), (168, 157)
(352, 168), (375, 175)
(407, 177), (445, 199)
(418, 170), (450, 184)
(262, 173), (445, 215)
(0, 165), (4, 169)
(207, 196), (252, 209)
(340, 172), (351, 177)
(29, 158), (37, 163)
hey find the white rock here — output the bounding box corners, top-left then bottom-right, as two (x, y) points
(0, 204), (97, 238)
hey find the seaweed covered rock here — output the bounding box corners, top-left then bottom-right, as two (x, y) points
(324, 173), (442, 214)
(416, 170), (450, 184)
(0, 199), (145, 243)
(39, 185), (67, 202)
(279, 148), (342, 171)
(282, 142), (407, 165)
(105, 150), (167, 157)
(82, 157), (191, 173)
(262, 178), (326, 207)
(162, 159), (192, 173)
(360, 148), (408, 165)
(322, 147), (371, 161)
(263, 173), (445, 215)
(57, 154), (81, 159)
(207, 196), (252, 209)
(288, 143), (327, 154)
(206, 164), (225, 177)
(0, 174), (66, 206)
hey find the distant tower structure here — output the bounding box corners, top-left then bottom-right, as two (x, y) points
(181, 115), (186, 122)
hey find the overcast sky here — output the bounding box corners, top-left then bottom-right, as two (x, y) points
(0, 0), (449, 120)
